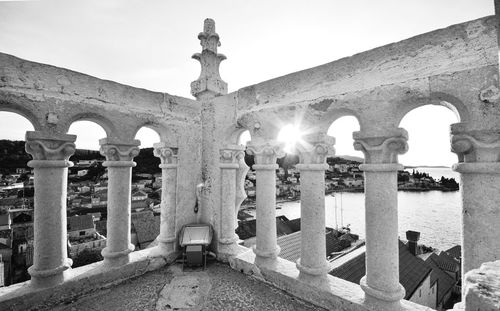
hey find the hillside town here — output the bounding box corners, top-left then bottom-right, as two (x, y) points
(0, 141), (462, 308)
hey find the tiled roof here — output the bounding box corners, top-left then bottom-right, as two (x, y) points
(286, 218), (301, 232)
(277, 230), (349, 263)
(67, 215), (94, 232)
(95, 220), (107, 236)
(445, 245), (461, 260)
(131, 189), (148, 197)
(131, 211), (160, 248)
(236, 216), (294, 240)
(326, 231), (348, 254)
(12, 212), (32, 223)
(277, 231), (301, 262)
(425, 255), (455, 305)
(329, 241), (432, 300)
(429, 252), (459, 272)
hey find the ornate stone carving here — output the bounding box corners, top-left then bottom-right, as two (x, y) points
(353, 129), (408, 164)
(235, 150), (250, 217)
(451, 127), (500, 163)
(296, 133), (335, 165)
(246, 141), (285, 165)
(25, 131), (76, 161)
(191, 18), (228, 98)
(219, 146), (245, 164)
(99, 139), (140, 161)
(479, 85), (500, 103)
(153, 143), (178, 165)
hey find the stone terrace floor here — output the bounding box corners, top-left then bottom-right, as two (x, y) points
(50, 262), (327, 311)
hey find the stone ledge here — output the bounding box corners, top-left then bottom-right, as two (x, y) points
(229, 248), (434, 311)
(0, 247), (178, 311)
(464, 260), (500, 310)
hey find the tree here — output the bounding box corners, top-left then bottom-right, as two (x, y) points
(71, 248), (103, 268)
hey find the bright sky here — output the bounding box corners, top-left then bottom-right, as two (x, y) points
(0, 0), (494, 166)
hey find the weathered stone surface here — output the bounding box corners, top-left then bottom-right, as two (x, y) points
(463, 260), (500, 310)
(156, 273), (211, 310)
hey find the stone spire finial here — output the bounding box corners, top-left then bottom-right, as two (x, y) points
(191, 18), (228, 99)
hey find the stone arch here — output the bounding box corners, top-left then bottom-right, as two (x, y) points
(398, 104), (459, 167)
(317, 108), (365, 135)
(133, 125), (162, 148)
(324, 112), (363, 158)
(0, 102), (42, 131)
(131, 122), (165, 142)
(62, 113), (116, 138)
(395, 93), (469, 127)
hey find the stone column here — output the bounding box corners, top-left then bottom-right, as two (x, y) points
(353, 129), (408, 308)
(296, 134), (335, 284)
(218, 145), (246, 260)
(25, 131), (76, 288)
(450, 125), (500, 274)
(99, 138), (140, 267)
(247, 140), (285, 267)
(153, 143), (178, 256)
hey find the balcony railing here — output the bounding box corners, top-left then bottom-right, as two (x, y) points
(1, 15), (500, 311)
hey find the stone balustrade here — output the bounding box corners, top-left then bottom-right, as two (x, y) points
(0, 14), (499, 311)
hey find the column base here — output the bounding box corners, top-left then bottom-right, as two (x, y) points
(360, 276), (405, 302)
(253, 245), (280, 268)
(147, 245), (178, 263)
(218, 242), (242, 262)
(296, 258), (329, 276)
(157, 236), (176, 254)
(102, 244), (135, 267)
(297, 258), (330, 288)
(28, 259), (72, 288)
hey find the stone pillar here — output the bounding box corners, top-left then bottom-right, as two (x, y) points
(99, 138), (140, 267)
(353, 129), (408, 308)
(218, 145), (245, 260)
(296, 134), (335, 284)
(25, 131), (76, 288)
(153, 143), (178, 256)
(450, 125), (500, 274)
(247, 140), (285, 267)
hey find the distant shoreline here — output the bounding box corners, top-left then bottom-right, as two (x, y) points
(404, 165), (450, 169)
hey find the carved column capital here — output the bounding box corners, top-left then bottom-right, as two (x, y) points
(153, 143), (178, 165)
(451, 125), (500, 163)
(220, 145), (245, 165)
(25, 131), (76, 164)
(246, 140), (285, 165)
(99, 138), (140, 162)
(353, 129), (408, 164)
(296, 133), (335, 165)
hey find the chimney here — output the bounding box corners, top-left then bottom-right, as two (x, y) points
(406, 230), (420, 256)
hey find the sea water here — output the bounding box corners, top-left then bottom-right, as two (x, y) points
(277, 167), (461, 250)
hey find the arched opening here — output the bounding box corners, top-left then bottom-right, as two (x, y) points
(67, 120), (107, 151)
(324, 116), (365, 240)
(397, 105), (461, 257)
(327, 116), (362, 159)
(131, 126), (162, 250)
(66, 120), (108, 267)
(0, 111), (36, 285)
(238, 130), (251, 146)
(134, 127), (161, 149)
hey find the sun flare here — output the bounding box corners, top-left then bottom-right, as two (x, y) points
(278, 124), (303, 153)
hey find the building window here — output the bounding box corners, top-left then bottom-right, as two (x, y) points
(432, 287), (435, 294)
(419, 289), (421, 297)
(79, 231), (86, 236)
